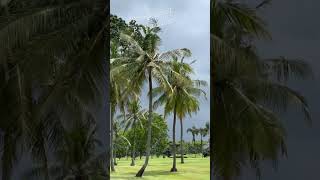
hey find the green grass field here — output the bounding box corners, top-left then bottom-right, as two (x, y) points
(111, 156), (210, 180)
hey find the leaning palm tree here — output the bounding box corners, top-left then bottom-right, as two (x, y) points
(120, 99), (147, 166)
(112, 19), (191, 177)
(153, 57), (206, 168)
(211, 0), (313, 179)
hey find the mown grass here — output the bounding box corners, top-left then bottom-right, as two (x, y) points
(111, 155), (210, 180)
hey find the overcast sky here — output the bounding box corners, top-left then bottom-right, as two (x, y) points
(111, 0), (210, 141)
(241, 1), (320, 180)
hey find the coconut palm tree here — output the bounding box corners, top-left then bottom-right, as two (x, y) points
(199, 127), (209, 156)
(187, 126), (199, 155)
(0, 0), (108, 179)
(211, 0), (313, 179)
(120, 99), (147, 166)
(112, 20), (190, 177)
(153, 56), (206, 168)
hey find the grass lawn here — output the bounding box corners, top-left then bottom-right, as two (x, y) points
(111, 155), (210, 180)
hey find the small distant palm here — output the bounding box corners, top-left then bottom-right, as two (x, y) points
(187, 126), (200, 152)
(199, 127), (209, 156)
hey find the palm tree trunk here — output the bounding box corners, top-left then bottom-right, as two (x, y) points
(200, 135), (203, 157)
(131, 124), (136, 166)
(136, 68), (153, 177)
(114, 155), (117, 166)
(194, 137), (197, 158)
(170, 104), (178, 172)
(110, 112), (115, 171)
(193, 136), (196, 157)
(180, 118), (184, 164)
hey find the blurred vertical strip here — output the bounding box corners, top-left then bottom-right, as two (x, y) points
(105, 0), (111, 178)
(210, 0), (215, 179)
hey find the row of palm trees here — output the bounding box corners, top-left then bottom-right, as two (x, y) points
(187, 123), (210, 157)
(110, 18), (207, 176)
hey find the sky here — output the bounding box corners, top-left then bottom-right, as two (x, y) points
(241, 1), (320, 180)
(111, 0), (210, 141)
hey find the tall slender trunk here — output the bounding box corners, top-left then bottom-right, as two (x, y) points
(123, 109), (127, 162)
(136, 68), (153, 177)
(200, 135), (203, 157)
(193, 136), (196, 157)
(194, 136), (197, 158)
(131, 123), (137, 166)
(170, 103), (178, 172)
(180, 118), (184, 164)
(110, 112), (115, 171)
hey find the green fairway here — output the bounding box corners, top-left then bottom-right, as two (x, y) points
(111, 156), (210, 180)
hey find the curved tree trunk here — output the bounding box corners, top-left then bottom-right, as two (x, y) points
(170, 104), (178, 172)
(136, 68), (153, 177)
(180, 118), (184, 164)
